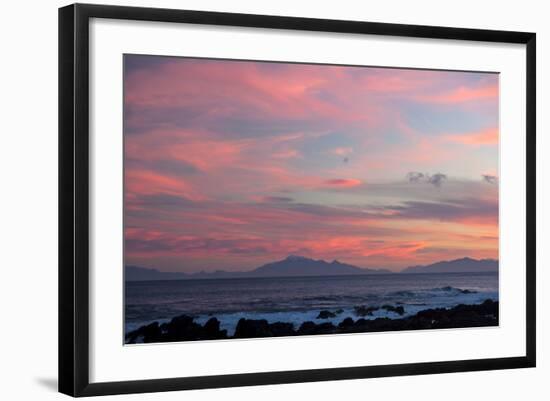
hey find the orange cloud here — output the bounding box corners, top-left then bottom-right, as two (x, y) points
(331, 147), (353, 157)
(444, 127), (498, 146)
(271, 149), (301, 159)
(323, 178), (362, 188)
(417, 84), (498, 104)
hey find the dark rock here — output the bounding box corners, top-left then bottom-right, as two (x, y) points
(316, 310), (337, 319)
(141, 322), (162, 342)
(269, 322), (295, 337)
(126, 300), (499, 344)
(338, 317), (354, 329)
(297, 321), (317, 335)
(404, 299), (498, 329)
(234, 319), (271, 338)
(203, 317), (220, 333)
(479, 299), (499, 316)
(126, 314), (229, 343)
(125, 322), (162, 344)
(297, 321), (336, 335)
(381, 304), (405, 315)
(202, 317), (228, 339)
(354, 305), (379, 316)
(314, 322), (337, 334)
(233, 320), (295, 338)
(316, 322), (336, 334)
(341, 300), (498, 334)
(164, 314), (203, 341)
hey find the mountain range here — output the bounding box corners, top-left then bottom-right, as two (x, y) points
(125, 255), (498, 281)
(400, 257), (498, 274)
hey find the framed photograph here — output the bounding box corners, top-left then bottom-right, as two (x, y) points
(59, 3), (536, 397)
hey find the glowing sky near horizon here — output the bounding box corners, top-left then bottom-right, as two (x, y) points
(124, 55), (499, 273)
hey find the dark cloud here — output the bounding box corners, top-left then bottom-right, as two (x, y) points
(406, 171), (447, 187)
(126, 193), (201, 211)
(227, 247), (269, 255)
(125, 238), (174, 253)
(125, 103), (331, 139)
(124, 54), (174, 75)
(260, 196), (294, 203)
(124, 104), (210, 136)
(382, 197), (497, 223)
(406, 171), (425, 183)
(288, 203), (368, 218)
(125, 158), (200, 176)
(205, 116), (329, 139)
(427, 173), (447, 188)
(482, 174), (498, 184)
(126, 236), (269, 255)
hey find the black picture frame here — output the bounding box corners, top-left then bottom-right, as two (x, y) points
(59, 3), (536, 397)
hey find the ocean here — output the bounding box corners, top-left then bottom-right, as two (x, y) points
(125, 272), (498, 336)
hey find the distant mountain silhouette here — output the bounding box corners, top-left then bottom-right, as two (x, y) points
(125, 266), (187, 281)
(125, 256), (498, 281)
(125, 266), (250, 281)
(400, 257), (498, 274)
(125, 255), (391, 281)
(251, 255), (391, 277)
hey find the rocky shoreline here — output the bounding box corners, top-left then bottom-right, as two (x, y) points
(125, 299), (498, 344)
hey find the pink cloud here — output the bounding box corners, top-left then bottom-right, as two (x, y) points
(125, 60), (442, 136)
(125, 169), (206, 201)
(125, 193), (498, 270)
(124, 57), (499, 271)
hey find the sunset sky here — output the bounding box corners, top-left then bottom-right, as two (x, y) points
(124, 55), (499, 273)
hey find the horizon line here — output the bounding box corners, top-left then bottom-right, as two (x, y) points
(126, 255), (500, 275)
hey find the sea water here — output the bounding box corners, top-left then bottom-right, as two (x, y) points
(125, 272), (498, 336)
